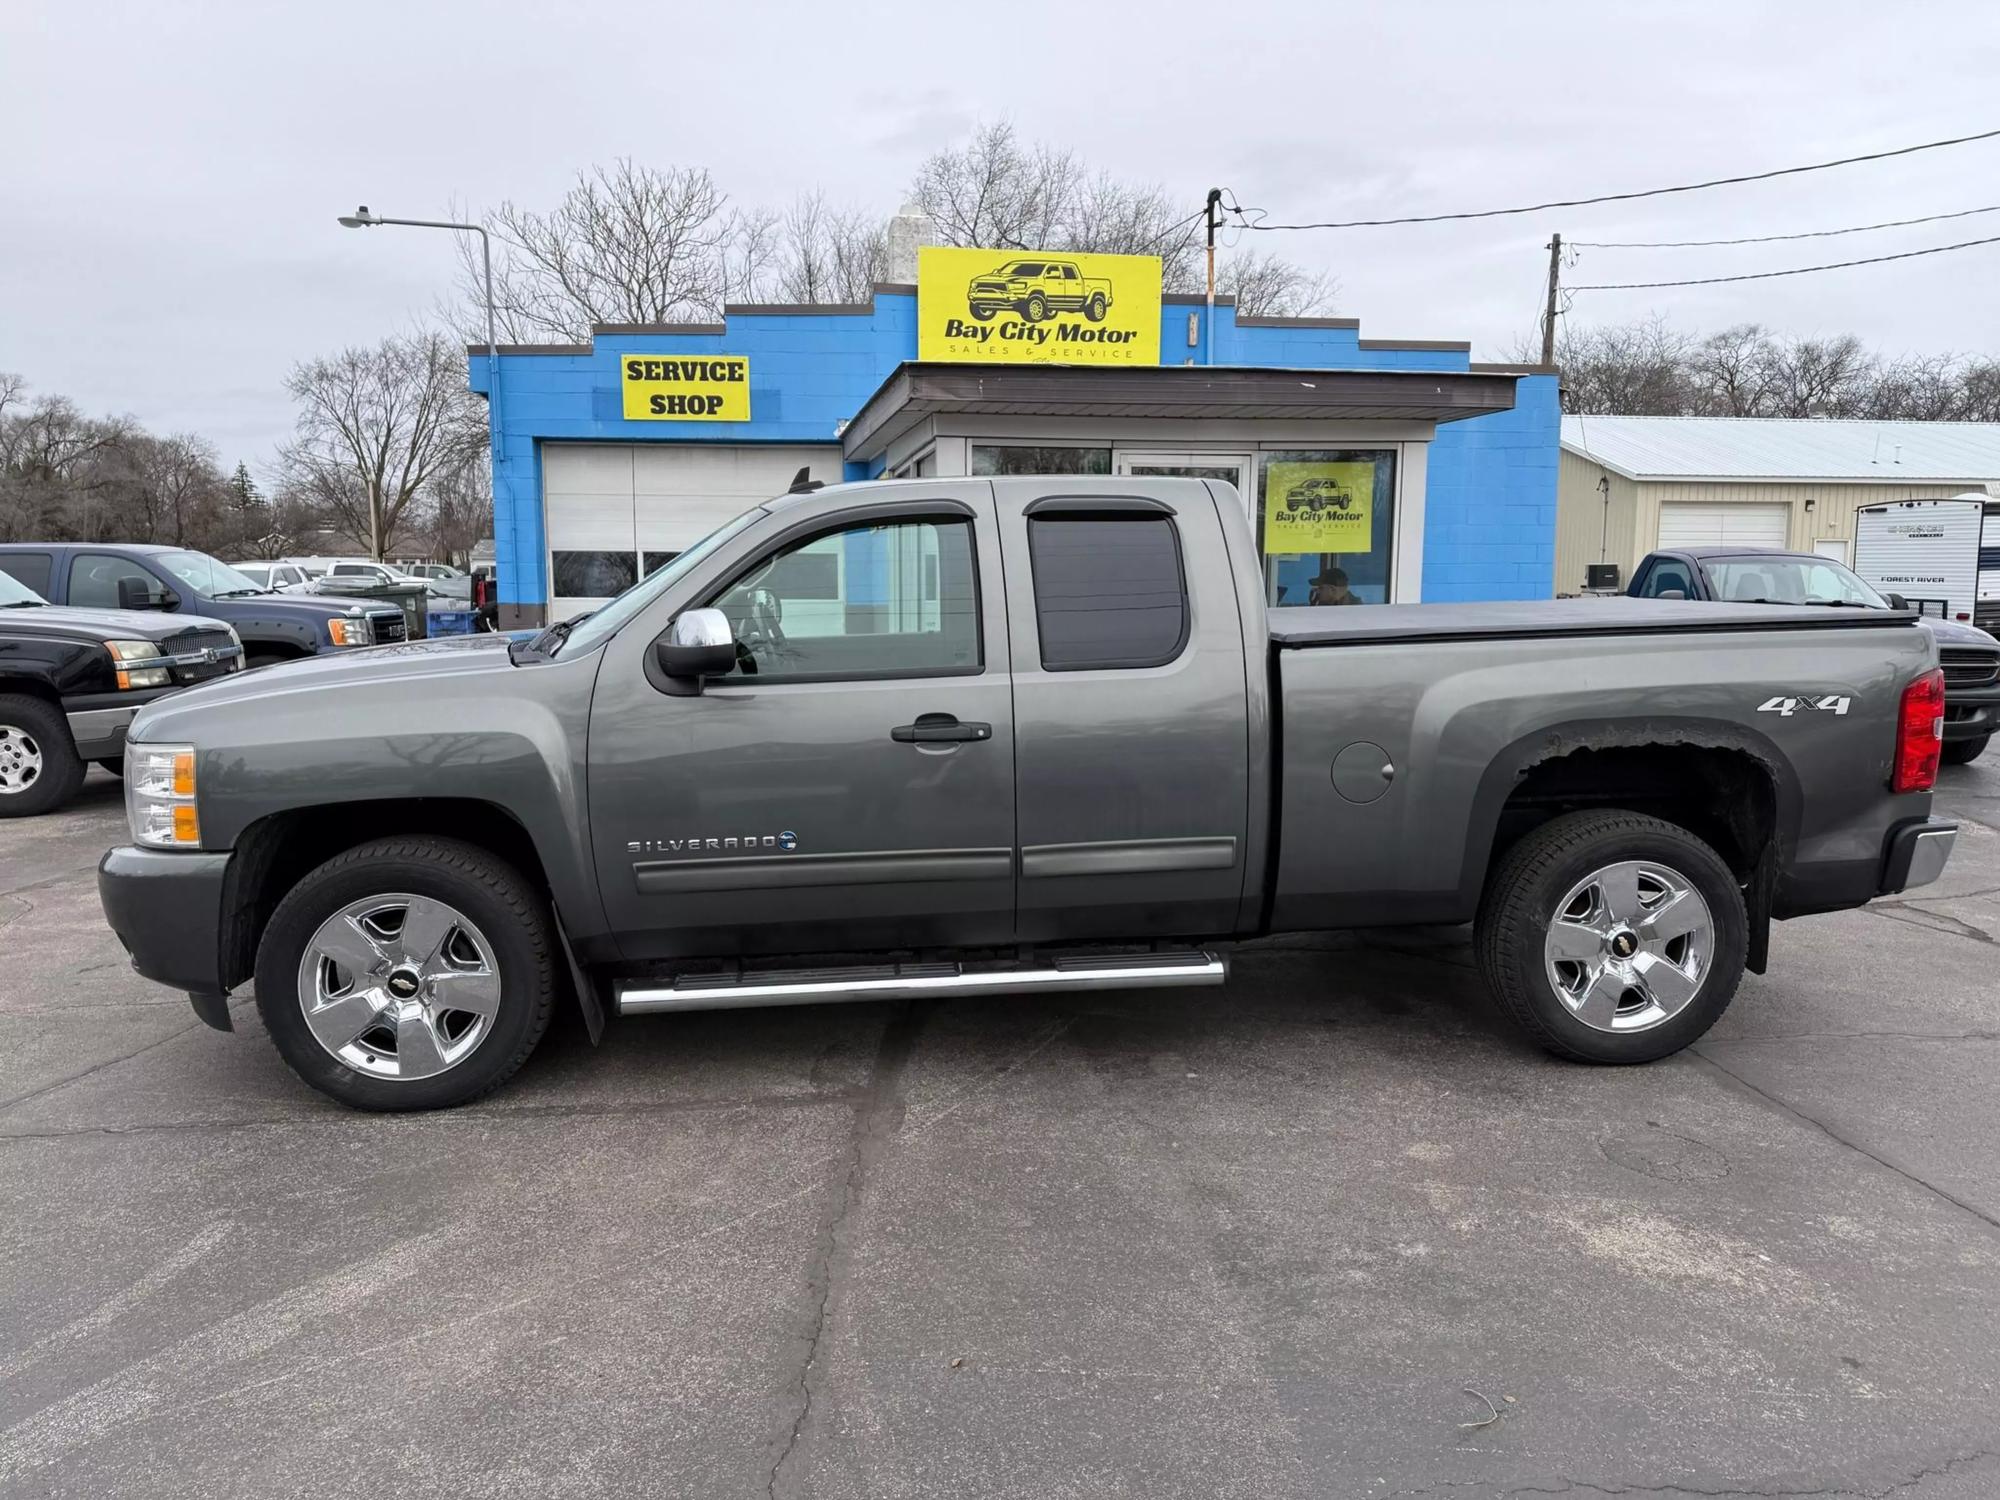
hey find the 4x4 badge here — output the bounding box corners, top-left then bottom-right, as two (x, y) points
(1757, 695), (1852, 717)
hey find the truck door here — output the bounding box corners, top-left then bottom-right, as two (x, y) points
(585, 487), (1017, 961)
(994, 477), (1252, 942)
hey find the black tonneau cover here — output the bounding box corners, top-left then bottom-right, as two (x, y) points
(1270, 598), (1919, 648)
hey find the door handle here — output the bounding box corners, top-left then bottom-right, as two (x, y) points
(891, 713), (992, 744)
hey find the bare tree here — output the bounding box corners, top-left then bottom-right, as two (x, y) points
(278, 330), (484, 558)
(1523, 316), (1697, 415)
(910, 122), (1335, 314)
(1688, 325), (1774, 416)
(133, 433), (225, 547)
(775, 192), (889, 304)
(457, 161), (772, 341)
(913, 123), (1077, 251)
(1218, 248), (1339, 318)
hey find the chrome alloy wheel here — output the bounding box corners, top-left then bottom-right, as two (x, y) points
(297, 893), (500, 1080)
(0, 725), (43, 794)
(1542, 860), (1714, 1033)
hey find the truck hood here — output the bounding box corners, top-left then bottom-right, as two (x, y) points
(1918, 616), (1997, 648)
(130, 632), (519, 739)
(0, 604), (235, 642)
(232, 592), (395, 621)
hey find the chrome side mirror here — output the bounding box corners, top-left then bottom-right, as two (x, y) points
(655, 608), (736, 695)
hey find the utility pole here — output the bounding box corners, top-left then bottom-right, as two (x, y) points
(1204, 188), (1222, 367)
(1540, 231), (1563, 366)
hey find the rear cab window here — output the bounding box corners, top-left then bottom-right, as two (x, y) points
(1026, 508), (1189, 670)
(0, 552), (54, 597)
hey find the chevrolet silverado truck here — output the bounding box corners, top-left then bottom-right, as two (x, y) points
(0, 543), (408, 668)
(0, 565), (242, 816)
(967, 259), (1112, 323)
(99, 476), (1956, 1111)
(1631, 545), (2000, 765)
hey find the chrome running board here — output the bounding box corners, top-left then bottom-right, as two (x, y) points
(615, 950), (1227, 1014)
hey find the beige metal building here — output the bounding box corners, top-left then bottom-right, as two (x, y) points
(1556, 416), (2000, 594)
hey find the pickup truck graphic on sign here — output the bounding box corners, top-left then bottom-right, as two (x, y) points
(1284, 476), (1359, 508)
(968, 259), (1113, 323)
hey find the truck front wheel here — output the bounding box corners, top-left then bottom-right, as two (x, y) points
(1475, 810), (1746, 1064)
(1023, 292), (1049, 322)
(0, 693), (86, 818)
(254, 836), (558, 1110)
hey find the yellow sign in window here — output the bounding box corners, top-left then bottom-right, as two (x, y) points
(1263, 462), (1376, 553)
(918, 247), (1162, 366)
(621, 355), (751, 421)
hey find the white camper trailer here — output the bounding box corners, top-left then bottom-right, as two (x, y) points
(1852, 495), (2000, 630)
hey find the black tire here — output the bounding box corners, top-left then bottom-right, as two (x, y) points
(969, 304), (996, 321)
(1475, 810), (1746, 1064)
(0, 693), (87, 818)
(1024, 292), (1048, 323)
(1942, 734), (1989, 766)
(1085, 292), (1108, 322)
(254, 836), (557, 1111)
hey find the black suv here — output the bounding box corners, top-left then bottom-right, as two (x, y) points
(0, 544), (407, 668)
(0, 565), (244, 816)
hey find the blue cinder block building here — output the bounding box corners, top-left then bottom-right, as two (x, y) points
(469, 285), (1558, 626)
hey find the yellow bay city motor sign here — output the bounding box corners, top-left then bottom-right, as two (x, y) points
(621, 354), (751, 420)
(918, 247), (1162, 366)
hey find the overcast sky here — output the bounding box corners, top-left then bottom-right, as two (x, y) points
(4, 0), (1997, 479)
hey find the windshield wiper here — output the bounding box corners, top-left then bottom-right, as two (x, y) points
(0, 600), (42, 608)
(210, 587), (266, 598)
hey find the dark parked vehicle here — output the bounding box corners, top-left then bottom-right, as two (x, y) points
(0, 566), (242, 816)
(101, 477), (1954, 1111)
(0, 544), (407, 668)
(1631, 546), (2000, 765)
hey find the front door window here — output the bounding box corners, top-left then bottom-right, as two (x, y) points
(1256, 450), (1397, 607)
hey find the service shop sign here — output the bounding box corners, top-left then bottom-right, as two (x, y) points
(1263, 461), (1376, 553)
(918, 247), (1162, 365)
(621, 355), (751, 420)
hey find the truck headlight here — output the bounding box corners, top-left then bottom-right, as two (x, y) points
(106, 639), (171, 690)
(126, 743), (200, 848)
(327, 613), (373, 647)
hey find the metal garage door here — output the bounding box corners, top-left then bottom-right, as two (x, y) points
(543, 443), (843, 619)
(1657, 502), (1790, 551)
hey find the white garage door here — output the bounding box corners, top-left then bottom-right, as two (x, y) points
(543, 443), (843, 619)
(1657, 502), (1790, 551)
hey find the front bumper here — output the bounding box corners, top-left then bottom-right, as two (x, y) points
(1942, 683), (2000, 743)
(98, 845), (234, 1027)
(1879, 817), (1958, 895)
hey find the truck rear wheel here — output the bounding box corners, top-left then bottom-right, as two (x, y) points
(253, 836), (557, 1110)
(0, 693), (86, 818)
(1085, 292), (1108, 321)
(1475, 810), (1745, 1064)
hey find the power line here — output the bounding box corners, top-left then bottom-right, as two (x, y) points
(1569, 232), (2000, 290)
(1573, 202), (2000, 248)
(1222, 126), (2000, 231)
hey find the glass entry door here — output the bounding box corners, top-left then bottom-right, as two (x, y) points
(1114, 452), (1253, 515)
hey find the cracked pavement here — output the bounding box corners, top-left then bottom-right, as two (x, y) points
(2, 766), (1998, 1497)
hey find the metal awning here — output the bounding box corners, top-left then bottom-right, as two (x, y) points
(840, 361), (1523, 463)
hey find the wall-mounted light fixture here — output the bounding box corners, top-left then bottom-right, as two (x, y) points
(1804, 498), (1816, 513)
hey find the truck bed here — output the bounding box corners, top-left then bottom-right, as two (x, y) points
(1269, 598), (1919, 648)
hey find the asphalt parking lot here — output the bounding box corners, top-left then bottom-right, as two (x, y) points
(2, 767), (1997, 1498)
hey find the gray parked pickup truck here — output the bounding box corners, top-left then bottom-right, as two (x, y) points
(99, 476), (1957, 1111)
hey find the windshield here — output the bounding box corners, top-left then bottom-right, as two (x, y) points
(1705, 556), (1889, 608)
(543, 507), (765, 657)
(154, 550), (267, 597)
(998, 261), (1044, 277)
(0, 570), (47, 606)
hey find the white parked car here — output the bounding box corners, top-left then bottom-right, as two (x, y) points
(226, 560), (314, 593)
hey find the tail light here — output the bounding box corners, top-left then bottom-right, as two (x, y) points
(473, 575), (488, 607)
(1892, 668), (1946, 793)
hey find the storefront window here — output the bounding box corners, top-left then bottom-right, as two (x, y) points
(971, 445), (1111, 477)
(1255, 449), (1397, 607)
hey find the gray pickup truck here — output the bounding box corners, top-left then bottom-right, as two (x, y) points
(99, 476), (1957, 1110)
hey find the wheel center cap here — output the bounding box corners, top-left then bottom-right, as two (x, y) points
(386, 968), (422, 999)
(1609, 929), (1640, 959)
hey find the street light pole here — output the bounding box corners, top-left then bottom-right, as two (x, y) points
(337, 205), (503, 579)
